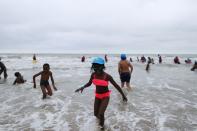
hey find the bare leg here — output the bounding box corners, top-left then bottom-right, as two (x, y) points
(41, 86), (47, 99)
(121, 82), (125, 88)
(94, 98), (101, 118)
(126, 82), (132, 91)
(45, 85), (53, 96)
(98, 97), (109, 127)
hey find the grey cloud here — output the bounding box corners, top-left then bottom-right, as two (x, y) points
(0, 0), (197, 53)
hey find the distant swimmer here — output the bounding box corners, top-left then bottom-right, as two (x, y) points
(130, 57), (133, 62)
(191, 61), (197, 71)
(13, 72), (26, 85)
(75, 57), (127, 129)
(146, 60), (151, 71)
(137, 57), (139, 62)
(81, 56), (85, 62)
(141, 55), (146, 63)
(147, 57), (154, 64)
(174, 56), (180, 64)
(147, 57), (151, 63)
(185, 58), (192, 64)
(118, 54), (133, 91)
(33, 63), (57, 99)
(0, 58), (8, 79)
(104, 54), (108, 62)
(33, 54), (36, 61)
(32, 54), (37, 64)
(158, 54), (162, 64)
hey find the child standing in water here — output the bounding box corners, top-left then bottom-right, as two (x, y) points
(75, 57), (127, 129)
(33, 63), (57, 99)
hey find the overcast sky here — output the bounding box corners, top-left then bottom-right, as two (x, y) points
(0, 0), (197, 54)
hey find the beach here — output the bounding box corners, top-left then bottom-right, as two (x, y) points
(0, 54), (197, 131)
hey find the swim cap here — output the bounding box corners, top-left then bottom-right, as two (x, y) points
(121, 54), (126, 60)
(92, 57), (105, 65)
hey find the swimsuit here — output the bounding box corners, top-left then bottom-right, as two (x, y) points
(120, 72), (131, 83)
(40, 80), (49, 86)
(92, 74), (111, 99)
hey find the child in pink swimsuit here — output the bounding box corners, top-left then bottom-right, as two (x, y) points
(75, 57), (127, 129)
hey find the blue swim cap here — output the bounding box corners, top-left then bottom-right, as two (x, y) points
(121, 54), (126, 60)
(92, 57), (105, 65)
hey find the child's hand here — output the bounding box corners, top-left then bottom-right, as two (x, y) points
(122, 96), (128, 102)
(75, 87), (84, 93)
(53, 86), (57, 91)
(52, 84), (57, 91)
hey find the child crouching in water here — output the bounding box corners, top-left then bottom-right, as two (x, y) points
(13, 72), (26, 85)
(33, 63), (57, 99)
(75, 57), (127, 129)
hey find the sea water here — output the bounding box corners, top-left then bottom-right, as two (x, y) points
(0, 54), (197, 131)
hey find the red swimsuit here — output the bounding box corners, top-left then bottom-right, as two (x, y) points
(92, 74), (111, 99)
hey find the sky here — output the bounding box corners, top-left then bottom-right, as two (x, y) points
(0, 0), (197, 54)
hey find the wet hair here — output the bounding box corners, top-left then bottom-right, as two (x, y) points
(91, 63), (105, 73)
(14, 72), (20, 77)
(43, 63), (50, 68)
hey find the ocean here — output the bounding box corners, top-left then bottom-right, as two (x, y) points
(0, 54), (197, 131)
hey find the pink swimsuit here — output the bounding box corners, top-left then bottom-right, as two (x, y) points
(92, 74), (111, 99)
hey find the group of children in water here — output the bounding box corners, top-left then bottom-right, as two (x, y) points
(0, 54), (197, 129)
(0, 54), (134, 129)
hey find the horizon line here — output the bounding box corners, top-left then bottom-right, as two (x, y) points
(0, 52), (197, 55)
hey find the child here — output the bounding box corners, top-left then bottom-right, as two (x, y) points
(75, 57), (127, 129)
(13, 72), (26, 85)
(33, 63), (57, 99)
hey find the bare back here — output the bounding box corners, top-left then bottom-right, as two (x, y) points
(118, 60), (133, 73)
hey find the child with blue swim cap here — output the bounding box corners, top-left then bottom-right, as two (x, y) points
(75, 57), (127, 129)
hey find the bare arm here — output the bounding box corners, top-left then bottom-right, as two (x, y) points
(50, 72), (57, 90)
(75, 73), (93, 93)
(33, 71), (42, 88)
(109, 75), (127, 101)
(50, 72), (55, 85)
(128, 62), (133, 73)
(13, 79), (17, 85)
(118, 62), (121, 75)
(83, 73), (93, 88)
